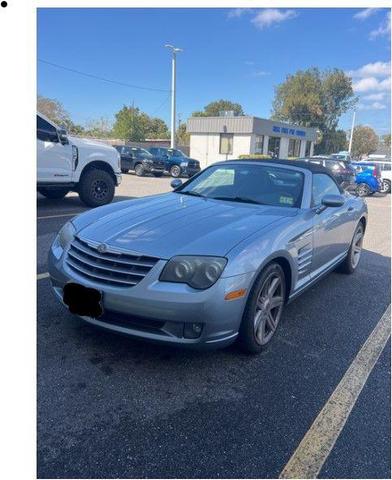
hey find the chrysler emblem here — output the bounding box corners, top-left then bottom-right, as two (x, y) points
(97, 243), (108, 254)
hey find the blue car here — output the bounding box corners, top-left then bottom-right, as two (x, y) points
(351, 162), (382, 197)
(49, 159), (367, 353)
(147, 147), (201, 178)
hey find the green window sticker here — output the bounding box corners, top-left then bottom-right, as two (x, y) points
(280, 195), (294, 205)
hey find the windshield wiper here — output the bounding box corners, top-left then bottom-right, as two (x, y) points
(211, 196), (266, 205)
(177, 190), (206, 198)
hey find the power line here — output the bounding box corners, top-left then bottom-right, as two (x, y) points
(38, 59), (170, 93)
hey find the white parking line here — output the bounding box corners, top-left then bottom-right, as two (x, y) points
(279, 305), (391, 479)
(37, 272), (50, 280)
(37, 212), (82, 220)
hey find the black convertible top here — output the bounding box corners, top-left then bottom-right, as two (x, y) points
(232, 158), (332, 175)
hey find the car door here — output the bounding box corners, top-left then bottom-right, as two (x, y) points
(311, 173), (354, 276)
(37, 115), (73, 183)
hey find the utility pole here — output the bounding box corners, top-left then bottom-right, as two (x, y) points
(165, 44), (183, 148)
(348, 110), (356, 154)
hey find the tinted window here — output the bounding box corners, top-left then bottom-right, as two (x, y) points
(37, 115), (59, 142)
(312, 174), (340, 206)
(178, 164), (304, 208)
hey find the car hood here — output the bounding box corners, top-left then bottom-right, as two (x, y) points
(69, 136), (117, 152)
(73, 193), (298, 259)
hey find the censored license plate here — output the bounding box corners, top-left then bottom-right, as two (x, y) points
(63, 283), (103, 318)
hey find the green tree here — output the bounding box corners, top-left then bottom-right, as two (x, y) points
(271, 68), (357, 151)
(192, 99), (245, 117)
(382, 133), (391, 149)
(314, 129), (347, 155)
(112, 106), (169, 141)
(176, 122), (190, 146)
(146, 117), (170, 139)
(351, 125), (379, 158)
(84, 117), (112, 138)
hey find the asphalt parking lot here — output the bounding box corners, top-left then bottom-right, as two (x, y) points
(37, 173), (391, 479)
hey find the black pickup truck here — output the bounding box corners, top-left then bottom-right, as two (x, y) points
(114, 146), (165, 177)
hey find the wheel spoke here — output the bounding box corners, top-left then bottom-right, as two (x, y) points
(268, 276), (280, 297)
(270, 296), (284, 309)
(266, 312), (276, 331)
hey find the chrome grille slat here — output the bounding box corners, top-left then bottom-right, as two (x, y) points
(66, 237), (160, 287)
(71, 239), (157, 268)
(67, 250), (146, 277)
(67, 258), (138, 286)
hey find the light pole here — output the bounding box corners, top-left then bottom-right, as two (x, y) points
(348, 110), (356, 155)
(165, 44), (182, 148)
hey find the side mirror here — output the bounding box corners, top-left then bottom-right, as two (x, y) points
(58, 128), (69, 145)
(171, 179), (182, 189)
(321, 194), (345, 208)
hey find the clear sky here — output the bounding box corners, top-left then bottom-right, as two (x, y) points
(37, 8), (391, 135)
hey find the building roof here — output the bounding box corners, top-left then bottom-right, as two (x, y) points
(186, 115), (318, 142)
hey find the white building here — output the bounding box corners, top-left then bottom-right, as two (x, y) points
(187, 115), (318, 168)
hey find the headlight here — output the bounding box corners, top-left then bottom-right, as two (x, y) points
(57, 221), (76, 249)
(160, 256), (227, 289)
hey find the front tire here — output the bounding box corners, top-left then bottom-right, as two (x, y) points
(238, 263), (286, 354)
(356, 183), (371, 197)
(134, 163), (145, 177)
(170, 165), (181, 178)
(337, 222), (364, 274)
(38, 187), (69, 199)
(78, 169), (115, 208)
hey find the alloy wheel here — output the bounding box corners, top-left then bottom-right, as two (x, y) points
(91, 180), (108, 201)
(351, 224), (364, 269)
(380, 180), (391, 194)
(253, 272), (284, 345)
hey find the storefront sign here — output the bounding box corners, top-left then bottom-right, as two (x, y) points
(272, 125), (306, 137)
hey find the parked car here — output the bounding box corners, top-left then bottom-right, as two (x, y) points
(330, 151), (352, 162)
(37, 113), (121, 207)
(367, 160), (391, 194)
(49, 159), (367, 354)
(351, 162), (382, 196)
(299, 156), (356, 190)
(113, 146), (165, 177)
(147, 147), (201, 178)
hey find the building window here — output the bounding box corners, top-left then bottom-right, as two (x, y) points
(268, 136), (280, 157)
(255, 135), (264, 154)
(305, 141), (311, 157)
(288, 139), (301, 158)
(219, 134), (233, 154)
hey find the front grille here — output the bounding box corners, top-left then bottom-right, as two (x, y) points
(66, 237), (160, 288)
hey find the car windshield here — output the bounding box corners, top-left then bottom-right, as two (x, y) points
(167, 149), (185, 157)
(133, 148), (153, 159)
(176, 164), (304, 208)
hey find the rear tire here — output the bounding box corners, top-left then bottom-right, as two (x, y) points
(356, 183), (370, 197)
(170, 165), (181, 178)
(38, 187), (69, 199)
(134, 163), (145, 177)
(238, 263), (286, 354)
(337, 222), (364, 274)
(380, 179), (391, 194)
(78, 169), (115, 208)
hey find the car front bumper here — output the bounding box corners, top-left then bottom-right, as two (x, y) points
(48, 245), (254, 349)
(183, 166), (201, 177)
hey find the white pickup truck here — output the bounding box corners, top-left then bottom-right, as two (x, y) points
(37, 113), (122, 207)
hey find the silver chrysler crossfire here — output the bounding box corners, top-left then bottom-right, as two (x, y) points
(48, 160), (367, 353)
